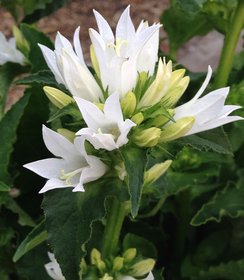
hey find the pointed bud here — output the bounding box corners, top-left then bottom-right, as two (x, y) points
(160, 117), (195, 142)
(133, 127), (161, 147)
(90, 44), (100, 77)
(90, 248), (106, 272)
(123, 248), (137, 263)
(144, 160), (172, 185)
(150, 109), (174, 127)
(120, 91), (137, 117)
(57, 128), (75, 142)
(80, 258), (87, 274)
(115, 162), (127, 181)
(112, 257), (124, 271)
(100, 273), (113, 280)
(12, 26), (29, 57)
(43, 86), (74, 108)
(94, 102), (104, 111)
(130, 258), (155, 277)
(131, 112), (144, 125)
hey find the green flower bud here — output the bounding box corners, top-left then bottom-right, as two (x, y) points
(130, 258), (155, 277)
(112, 256), (124, 271)
(80, 258), (87, 274)
(57, 128), (75, 142)
(120, 91), (137, 117)
(160, 117), (195, 142)
(123, 248), (137, 263)
(100, 273), (113, 280)
(94, 102), (104, 111)
(90, 44), (100, 78)
(144, 160), (172, 185)
(90, 248), (106, 272)
(133, 127), (161, 147)
(131, 112), (144, 125)
(43, 86), (74, 109)
(12, 25), (29, 57)
(150, 109), (174, 127)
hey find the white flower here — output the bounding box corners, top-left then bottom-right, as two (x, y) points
(75, 93), (136, 151)
(118, 272), (154, 280)
(24, 125), (107, 193)
(0, 32), (25, 65)
(38, 27), (103, 102)
(45, 252), (65, 280)
(90, 5), (161, 98)
(173, 66), (243, 136)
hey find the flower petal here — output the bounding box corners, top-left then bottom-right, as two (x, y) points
(93, 9), (114, 43)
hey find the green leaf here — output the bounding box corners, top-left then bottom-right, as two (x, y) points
(123, 233), (157, 259)
(179, 127), (233, 155)
(194, 259), (244, 280)
(0, 92), (31, 183)
(43, 179), (128, 280)
(121, 146), (148, 217)
(0, 227), (15, 247)
(191, 183), (244, 226)
(4, 197), (35, 227)
(161, 0), (212, 52)
(20, 24), (53, 72)
(202, 0), (237, 34)
(0, 182), (10, 192)
(16, 70), (57, 87)
(0, 63), (26, 119)
(13, 220), (47, 262)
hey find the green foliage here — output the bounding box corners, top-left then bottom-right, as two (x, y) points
(191, 183), (244, 226)
(121, 146), (148, 217)
(0, 0), (68, 23)
(42, 179), (128, 280)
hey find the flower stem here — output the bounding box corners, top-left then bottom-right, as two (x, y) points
(101, 197), (127, 258)
(138, 195), (167, 218)
(213, 0), (244, 88)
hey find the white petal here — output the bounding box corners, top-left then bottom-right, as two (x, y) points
(38, 44), (64, 84)
(104, 93), (123, 124)
(39, 178), (69, 193)
(74, 97), (106, 130)
(117, 119), (136, 147)
(42, 125), (78, 159)
(73, 26), (86, 65)
(93, 9), (114, 43)
(55, 31), (73, 53)
(23, 158), (66, 179)
(116, 5), (135, 42)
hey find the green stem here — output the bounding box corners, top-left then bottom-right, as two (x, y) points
(101, 197), (127, 258)
(214, 0), (244, 88)
(138, 195), (167, 218)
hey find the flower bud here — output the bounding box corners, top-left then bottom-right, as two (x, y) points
(160, 117), (195, 142)
(12, 26), (29, 57)
(131, 112), (144, 125)
(130, 258), (155, 277)
(100, 273), (113, 280)
(133, 127), (161, 147)
(57, 128), (75, 142)
(144, 160), (172, 185)
(112, 256), (124, 271)
(43, 86), (74, 109)
(80, 258), (87, 274)
(94, 102), (104, 111)
(115, 162), (127, 181)
(150, 109), (174, 127)
(123, 248), (137, 263)
(90, 248), (106, 272)
(120, 91), (137, 117)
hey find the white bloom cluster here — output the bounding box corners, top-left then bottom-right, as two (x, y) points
(0, 32), (25, 65)
(24, 6), (242, 194)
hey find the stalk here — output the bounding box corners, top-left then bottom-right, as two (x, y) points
(101, 197), (127, 258)
(214, 0), (244, 88)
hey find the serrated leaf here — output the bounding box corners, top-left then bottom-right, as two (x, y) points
(20, 24), (53, 72)
(0, 63), (26, 119)
(43, 179), (128, 280)
(191, 184), (244, 226)
(0, 92), (30, 183)
(121, 146), (148, 217)
(161, 0), (212, 52)
(194, 259), (244, 280)
(179, 127), (232, 155)
(16, 70), (57, 87)
(13, 220), (47, 262)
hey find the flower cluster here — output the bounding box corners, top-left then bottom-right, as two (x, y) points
(24, 6), (242, 195)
